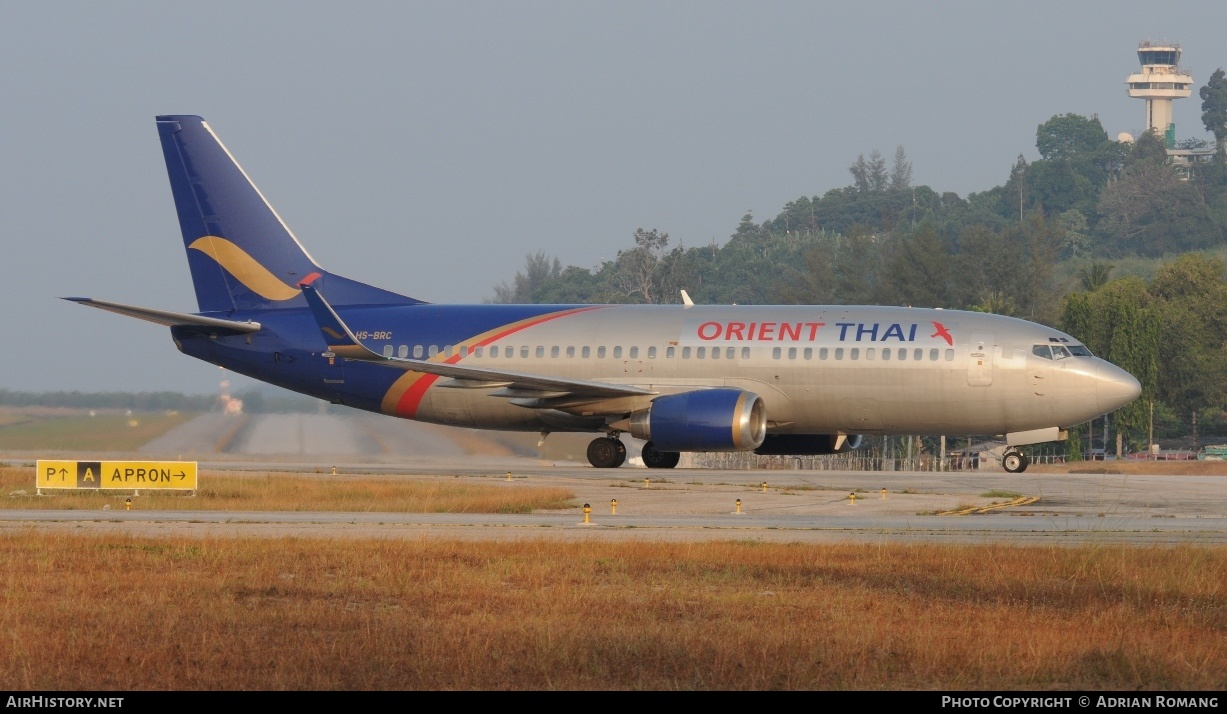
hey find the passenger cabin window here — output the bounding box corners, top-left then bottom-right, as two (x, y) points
(536, 346), (545, 358)
(629, 346), (639, 358)
(414, 345), (424, 358)
(804, 347), (813, 360)
(697, 347), (706, 359)
(866, 348), (875, 360)
(929, 349), (939, 361)
(712, 346), (721, 360)
(398, 345), (409, 358)
(613, 346), (623, 358)
(505, 346), (514, 358)
(582, 346), (591, 358)
(598, 346), (606, 358)
(897, 348), (906, 360)
(1032, 345), (1053, 360)
(772, 347), (781, 359)
(945, 349), (954, 361)
(741, 347), (750, 359)
(551, 346), (560, 358)
(881, 348), (891, 361)
(383, 345), (394, 358)
(474, 347), (483, 358)
(520, 346), (529, 358)
(820, 347), (829, 360)
(666, 346), (675, 358)
(648, 346), (657, 359)
(566, 346), (575, 358)
(682, 347), (691, 359)
(850, 348), (860, 360)
(913, 348), (923, 361)
(726, 347), (734, 359)
(788, 347), (797, 360)
(835, 348), (844, 360)
(459, 346), (468, 357)
(444, 345), (453, 357)
(428, 345), (439, 357)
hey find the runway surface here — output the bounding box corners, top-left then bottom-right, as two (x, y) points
(3, 462), (1224, 545)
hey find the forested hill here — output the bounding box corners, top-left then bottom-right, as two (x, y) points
(486, 76), (1227, 449)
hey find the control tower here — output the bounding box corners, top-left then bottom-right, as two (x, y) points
(1126, 41), (1193, 148)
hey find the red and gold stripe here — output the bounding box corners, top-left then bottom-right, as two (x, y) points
(380, 306), (606, 418)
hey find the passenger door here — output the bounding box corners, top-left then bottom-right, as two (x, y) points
(967, 332), (994, 386)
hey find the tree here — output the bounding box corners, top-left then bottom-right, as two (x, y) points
(849, 150), (888, 192)
(488, 251), (561, 303)
(867, 150), (888, 192)
(1077, 261), (1113, 292)
(880, 223), (955, 308)
(1059, 209), (1092, 260)
(1095, 161), (1222, 256)
(610, 228), (672, 304)
(1201, 68), (1227, 145)
(849, 155), (870, 192)
(889, 145), (913, 191)
(1002, 155), (1028, 221)
(1035, 114), (1111, 161)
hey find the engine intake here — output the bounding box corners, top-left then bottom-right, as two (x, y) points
(753, 434), (863, 455)
(629, 389), (766, 452)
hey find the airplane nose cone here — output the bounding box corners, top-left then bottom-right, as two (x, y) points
(1096, 362), (1142, 413)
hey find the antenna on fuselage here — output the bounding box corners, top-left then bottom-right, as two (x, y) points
(680, 290), (694, 307)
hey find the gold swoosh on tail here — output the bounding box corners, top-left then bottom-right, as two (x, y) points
(188, 236), (301, 301)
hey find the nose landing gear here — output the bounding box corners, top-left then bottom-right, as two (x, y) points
(1002, 448), (1030, 473)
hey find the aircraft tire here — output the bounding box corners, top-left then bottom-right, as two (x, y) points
(641, 442), (681, 469)
(1002, 450), (1029, 473)
(587, 437), (623, 468)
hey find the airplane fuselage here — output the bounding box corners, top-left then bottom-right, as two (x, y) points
(174, 302), (1131, 438)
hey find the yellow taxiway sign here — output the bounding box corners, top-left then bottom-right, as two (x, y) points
(36, 460), (197, 490)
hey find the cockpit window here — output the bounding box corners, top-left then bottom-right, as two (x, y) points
(1032, 345), (1053, 360)
(1067, 344), (1093, 357)
(1052, 345), (1072, 360)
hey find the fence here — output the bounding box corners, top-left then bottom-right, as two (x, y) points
(686, 444), (1075, 471)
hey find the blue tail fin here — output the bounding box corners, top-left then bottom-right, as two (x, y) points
(156, 115), (421, 313)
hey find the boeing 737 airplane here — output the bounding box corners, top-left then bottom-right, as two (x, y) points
(68, 116), (1141, 473)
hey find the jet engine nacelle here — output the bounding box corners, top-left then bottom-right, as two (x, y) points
(629, 389), (766, 452)
(753, 434), (864, 455)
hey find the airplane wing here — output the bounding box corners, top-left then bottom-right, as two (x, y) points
(63, 297), (261, 334)
(300, 285), (654, 400)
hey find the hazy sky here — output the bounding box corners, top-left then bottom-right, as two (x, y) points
(3, 1), (1226, 394)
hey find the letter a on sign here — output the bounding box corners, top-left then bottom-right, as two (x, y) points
(77, 461), (101, 489)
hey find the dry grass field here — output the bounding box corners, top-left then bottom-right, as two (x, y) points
(0, 534), (1222, 690)
(0, 467), (576, 514)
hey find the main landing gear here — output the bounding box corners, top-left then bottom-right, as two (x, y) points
(586, 436), (627, 468)
(640, 441), (680, 469)
(1002, 448), (1030, 474)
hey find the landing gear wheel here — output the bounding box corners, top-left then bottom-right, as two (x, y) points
(641, 441), (680, 469)
(587, 437), (624, 468)
(1002, 450), (1029, 474)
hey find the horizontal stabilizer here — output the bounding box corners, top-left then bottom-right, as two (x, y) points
(300, 285), (653, 400)
(63, 297), (261, 333)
